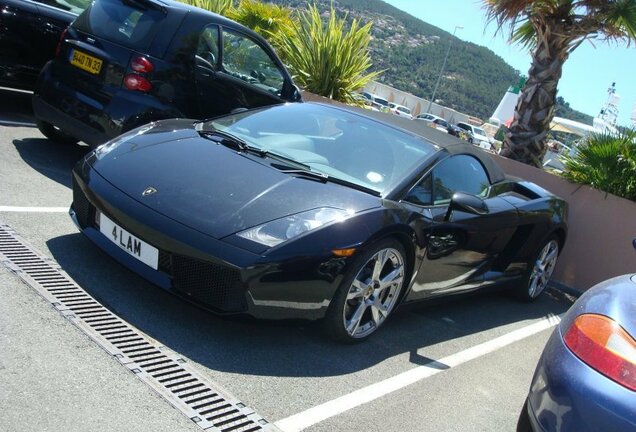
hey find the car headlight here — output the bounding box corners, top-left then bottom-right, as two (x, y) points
(94, 124), (154, 159)
(236, 207), (350, 247)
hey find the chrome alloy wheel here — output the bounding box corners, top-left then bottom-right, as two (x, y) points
(528, 240), (559, 298)
(343, 247), (405, 339)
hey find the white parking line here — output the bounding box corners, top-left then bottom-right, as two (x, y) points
(0, 120), (36, 127)
(0, 86), (33, 94)
(0, 206), (68, 213)
(275, 314), (562, 432)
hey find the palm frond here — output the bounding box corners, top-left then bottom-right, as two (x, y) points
(511, 20), (536, 48)
(602, 0), (636, 44)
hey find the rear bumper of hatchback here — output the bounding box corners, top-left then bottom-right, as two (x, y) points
(33, 61), (183, 147)
(525, 328), (636, 432)
(33, 94), (109, 146)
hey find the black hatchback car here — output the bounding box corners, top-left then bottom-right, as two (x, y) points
(33, 0), (301, 146)
(0, 0), (89, 90)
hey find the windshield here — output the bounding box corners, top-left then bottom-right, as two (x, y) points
(475, 128), (487, 136)
(398, 106), (411, 114)
(374, 98), (389, 107)
(202, 103), (435, 195)
(73, 0), (167, 50)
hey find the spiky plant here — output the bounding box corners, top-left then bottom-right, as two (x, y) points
(228, 0), (295, 43)
(177, 0), (234, 16)
(561, 129), (636, 201)
(273, 5), (380, 104)
(484, 0), (636, 168)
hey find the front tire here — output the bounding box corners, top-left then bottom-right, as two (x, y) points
(36, 119), (78, 145)
(324, 239), (407, 343)
(516, 235), (560, 302)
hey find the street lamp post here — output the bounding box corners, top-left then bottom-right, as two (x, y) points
(427, 25), (463, 114)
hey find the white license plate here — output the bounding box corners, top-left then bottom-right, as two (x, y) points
(99, 213), (159, 270)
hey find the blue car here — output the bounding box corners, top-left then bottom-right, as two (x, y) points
(519, 252), (636, 431)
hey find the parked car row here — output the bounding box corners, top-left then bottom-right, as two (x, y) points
(415, 113), (494, 151)
(354, 97), (494, 151)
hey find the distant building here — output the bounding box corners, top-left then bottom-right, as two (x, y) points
(489, 77), (525, 126)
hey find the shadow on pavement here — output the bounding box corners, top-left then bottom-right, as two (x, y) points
(47, 232), (573, 379)
(12, 138), (90, 188)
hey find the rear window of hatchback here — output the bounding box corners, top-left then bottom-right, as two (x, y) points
(72, 0), (167, 50)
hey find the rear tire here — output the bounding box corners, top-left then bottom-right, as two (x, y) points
(516, 234), (560, 302)
(516, 398), (532, 432)
(324, 238), (406, 343)
(36, 120), (78, 145)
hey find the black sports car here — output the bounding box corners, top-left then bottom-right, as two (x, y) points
(70, 103), (568, 342)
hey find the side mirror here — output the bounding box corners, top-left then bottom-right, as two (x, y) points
(444, 191), (489, 221)
(289, 84), (303, 102)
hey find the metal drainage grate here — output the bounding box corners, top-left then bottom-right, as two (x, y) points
(0, 221), (277, 432)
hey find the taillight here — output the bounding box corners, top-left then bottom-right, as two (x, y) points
(56, 27), (68, 57)
(130, 56), (154, 73)
(124, 74), (152, 92)
(564, 314), (636, 391)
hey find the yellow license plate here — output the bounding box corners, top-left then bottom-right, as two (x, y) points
(70, 49), (102, 75)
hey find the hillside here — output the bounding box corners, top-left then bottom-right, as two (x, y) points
(268, 0), (593, 123)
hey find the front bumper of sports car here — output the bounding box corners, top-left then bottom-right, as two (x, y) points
(70, 170), (350, 321)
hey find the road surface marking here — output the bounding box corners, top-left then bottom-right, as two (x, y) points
(0, 120), (36, 127)
(0, 206), (68, 213)
(275, 314), (561, 432)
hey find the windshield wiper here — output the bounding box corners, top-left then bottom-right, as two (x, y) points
(324, 176), (382, 196)
(274, 165), (329, 182)
(198, 130), (266, 156)
(272, 163), (380, 196)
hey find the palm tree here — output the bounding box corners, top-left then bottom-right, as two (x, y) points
(484, 0), (636, 167)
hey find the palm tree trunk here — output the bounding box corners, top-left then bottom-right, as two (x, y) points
(500, 23), (571, 168)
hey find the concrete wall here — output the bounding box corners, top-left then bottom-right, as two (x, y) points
(494, 155), (636, 291)
(301, 91), (636, 291)
(363, 81), (483, 124)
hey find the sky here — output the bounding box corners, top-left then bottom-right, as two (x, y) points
(383, 0), (636, 127)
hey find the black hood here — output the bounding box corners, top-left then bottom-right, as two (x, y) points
(90, 120), (380, 238)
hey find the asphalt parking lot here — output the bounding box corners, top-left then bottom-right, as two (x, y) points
(0, 88), (574, 432)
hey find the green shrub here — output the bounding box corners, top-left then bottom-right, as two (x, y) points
(273, 5), (380, 104)
(177, 0), (234, 16)
(561, 130), (636, 201)
(495, 126), (507, 142)
(228, 0), (295, 43)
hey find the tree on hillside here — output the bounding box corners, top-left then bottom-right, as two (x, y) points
(484, 0), (636, 168)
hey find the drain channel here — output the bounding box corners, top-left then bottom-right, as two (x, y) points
(0, 221), (277, 432)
